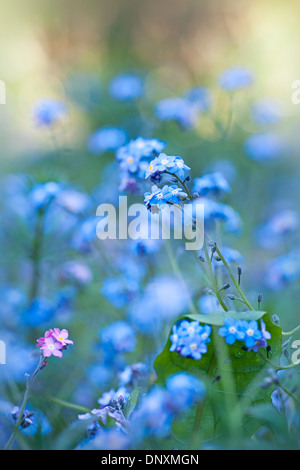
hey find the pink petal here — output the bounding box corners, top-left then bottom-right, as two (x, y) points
(52, 349), (63, 358)
(45, 337), (55, 345)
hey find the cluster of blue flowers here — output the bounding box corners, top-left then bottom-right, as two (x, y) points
(218, 318), (271, 351)
(2, 58), (298, 452)
(115, 137), (166, 193)
(169, 317), (271, 360)
(141, 152), (192, 211)
(169, 320), (211, 360)
(145, 153), (191, 181)
(144, 184), (188, 210)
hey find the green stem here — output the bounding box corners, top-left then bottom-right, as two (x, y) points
(203, 242), (228, 312)
(42, 395), (90, 413)
(4, 382), (31, 450)
(165, 238), (197, 315)
(189, 352), (217, 449)
(258, 352), (299, 371)
(222, 97), (234, 140)
(279, 385), (300, 406)
(165, 172), (193, 201)
(282, 324), (300, 337)
(214, 245), (254, 311)
(29, 210), (45, 303)
(4, 356), (46, 450)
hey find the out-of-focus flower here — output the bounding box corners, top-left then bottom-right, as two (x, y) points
(30, 182), (62, 210)
(109, 73), (144, 101)
(252, 99), (283, 126)
(79, 428), (130, 450)
(88, 127), (128, 155)
(128, 275), (190, 334)
(244, 132), (285, 162)
(166, 373), (206, 410)
(194, 197), (243, 235)
(118, 363), (148, 389)
(71, 217), (98, 252)
(193, 172), (231, 198)
(87, 364), (113, 388)
(218, 66), (254, 91)
(210, 246), (244, 269)
(0, 332), (36, 382)
(198, 295), (221, 314)
(101, 276), (140, 309)
(57, 189), (90, 215)
(131, 388), (173, 440)
(100, 321), (136, 354)
(184, 87), (212, 112)
(32, 98), (67, 127)
(255, 210), (299, 250)
(204, 159), (237, 183)
(155, 97), (199, 129)
(21, 298), (55, 327)
(59, 261), (93, 286)
(265, 250), (300, 290)
(78, 408), (109, 424)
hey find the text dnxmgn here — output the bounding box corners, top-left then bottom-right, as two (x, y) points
(145, 454), (199, 464)
(99, 454), (200, 466)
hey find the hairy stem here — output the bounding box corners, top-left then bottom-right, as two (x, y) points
(4, 356), (46, 450)
(213, 244), (254, 311)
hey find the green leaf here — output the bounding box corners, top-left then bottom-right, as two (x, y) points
(124, 387), (140, 419)
(188, 310), (266, 326)
(154, 313), (282, 447)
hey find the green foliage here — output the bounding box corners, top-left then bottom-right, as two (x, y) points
(124, 387), (140, 419)
(154, 312), (282, 447)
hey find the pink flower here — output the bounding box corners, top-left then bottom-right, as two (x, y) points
(36, 330), (53, 348)
(36, 328), (73, 358)
(40, 336), (64, 358)
(52, 329), (74, 347)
